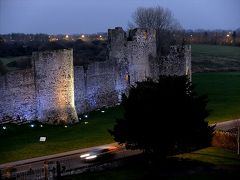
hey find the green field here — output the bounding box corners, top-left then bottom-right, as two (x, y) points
(193, 72), (240, 123)
(176, 147), (240, 166)
(192, 44), (240, 72)
(0, 107), (122, 164)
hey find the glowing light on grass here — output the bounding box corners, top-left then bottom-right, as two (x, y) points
(30, 124), (35, 128)
(2, 126), (6, 130)
(84, 115), (88, 118)
(64, 125), (68, 128)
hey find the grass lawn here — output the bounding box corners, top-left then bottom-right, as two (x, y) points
(176, 147), (240, 166)
(62, 147), (240, 180)
(0, 107), (122, 164)
(191, 44), (240, 72)
(192, 72), (240, 123)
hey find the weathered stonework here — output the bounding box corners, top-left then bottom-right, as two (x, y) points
(0, 27), (191, 124)
(158, 45), (192, 78)
(107, 27), (158, 102)
(74, 61), (118, 113)
(0, 69), (36, 120)
(0, 49), (78, 124)
(33, 49), (78, 124)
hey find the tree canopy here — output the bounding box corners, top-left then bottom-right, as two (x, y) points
(129, 6), (181, 32)
(109, 76), (213, 158)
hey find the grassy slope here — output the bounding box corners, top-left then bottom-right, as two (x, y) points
(192, 44), (240, 72)
(0, 107), (122, 164)
(176, 147), (240, 166)
(193, 72), (240, 123)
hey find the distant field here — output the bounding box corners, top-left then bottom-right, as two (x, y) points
(0, 56), (29, 65)
(192, 44), (240, 72)
(0, 56), (31, 71)
(193, 72), (240, 123)
(1, 44), (240, 73)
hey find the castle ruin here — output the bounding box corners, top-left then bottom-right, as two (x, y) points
(0, 27), (191, 124)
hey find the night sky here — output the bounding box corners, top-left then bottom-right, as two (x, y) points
(0, 0), (240, 34)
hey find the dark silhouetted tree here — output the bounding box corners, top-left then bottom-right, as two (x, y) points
(129, 6), (181, 32)
(109, 76), (214, 159)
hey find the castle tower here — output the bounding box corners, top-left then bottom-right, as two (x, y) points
(108, 27), (157, 97)
(158, 45), (192, 80)
(126, 28), (157, 83)
(108, 27), (129, 100)
(32, 49), (78, 124)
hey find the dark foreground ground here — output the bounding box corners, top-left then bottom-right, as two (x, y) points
(62, 148), (240, 180)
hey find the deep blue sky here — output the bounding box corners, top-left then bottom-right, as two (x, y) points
(0, 0), (240, 34)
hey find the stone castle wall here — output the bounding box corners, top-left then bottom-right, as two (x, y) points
(0, 27), (191, 124)
(108, 27), (157, 95)
(33, 49), (78, 124)
(0, 49), (78, 124)
(74, 60), (118, 114)
(158, 45), (192, 78)
(0, 69), (36, 120)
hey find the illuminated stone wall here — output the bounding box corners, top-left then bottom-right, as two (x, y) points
(74, 61), (118, 113)
(125, 28), (157, 83)
(108, 27), (191, 82)
(33, 49), (78, 124)
(108, 27), (157, 92)
(74, 27), (158, 114)
(0, 49), (78, 124)
(0, 69), (36, 120)
(0, 27), (191, 124)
